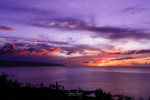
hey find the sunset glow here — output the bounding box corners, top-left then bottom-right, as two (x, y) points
(0, 0), (150, 66)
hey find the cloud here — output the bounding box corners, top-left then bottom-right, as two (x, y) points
(48, 48), (62, 54)
(28, 17), (150, 40)
(0, 36), (70, 48)
(82, 61), (89, 63)
(2, 43), (16, 49)
(0, 42), (102, 58)
(31, 49), (48, 56)
(0, 43), (62, 56)
(0, 4), (54, 16)
(34, 38), (38, 42)
(29, 18), (87, 30)
(62, 44), (101, 56)
(112, 57), (135, 61)
(66, 50), (76, 55)
(123, 38), (133, 43)
(121, 5), (145, 15)
(0, 26), (16, 32)
(136, 50), (150, 54)
(110, 49), (150, 55)
(0, 36), (100, 57)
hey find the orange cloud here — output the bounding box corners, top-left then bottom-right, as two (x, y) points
(34, 49), (48, 55)
(82, 57), (134, 66)
(10, 43), (15, 49)
(18, 50), (30, 55)
(48, 48), (62, 55)
(0, 43), (63, 56)
(34, 38), (38, 42)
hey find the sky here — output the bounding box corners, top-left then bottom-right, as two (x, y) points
(0, 0), (150, 66)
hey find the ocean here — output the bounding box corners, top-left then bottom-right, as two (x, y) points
(0, 66), (150, 99)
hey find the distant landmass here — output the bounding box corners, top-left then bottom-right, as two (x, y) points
(0, 60), (64, 66)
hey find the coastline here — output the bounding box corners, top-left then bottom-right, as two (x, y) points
(0, 60), (64, 67)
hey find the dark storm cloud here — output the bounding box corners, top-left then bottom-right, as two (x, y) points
(28, 17), (150, 40)
(0, 26), (16, 32)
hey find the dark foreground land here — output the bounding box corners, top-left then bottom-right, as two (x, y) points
(0, 60), (64, 66)
(0, 73), (146, 100)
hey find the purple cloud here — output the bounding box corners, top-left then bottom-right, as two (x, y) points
(112, 57), (135, 61)
(82, 61), (90, 63)
(28, 17), (150, 40)
(110, 49), (150, 55)
(0, 26), (16, 32)
(121, 5), (145, 15)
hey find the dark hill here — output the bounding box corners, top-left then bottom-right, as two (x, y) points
(0, 60), (64, 67)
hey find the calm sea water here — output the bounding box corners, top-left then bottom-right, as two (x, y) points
(0, 66), (150, 99)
